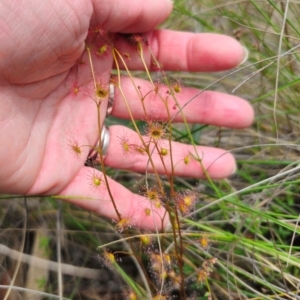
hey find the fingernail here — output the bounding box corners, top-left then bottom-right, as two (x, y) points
(238, 46), (249, 65)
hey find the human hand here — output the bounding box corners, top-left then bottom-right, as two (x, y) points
(0, 0), (253, 230)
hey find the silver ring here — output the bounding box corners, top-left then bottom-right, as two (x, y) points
(100, 125), (110, 156)
(85, 83), (114, 165)
(86, 125), (110, 163)
(106, 83), (115, 116)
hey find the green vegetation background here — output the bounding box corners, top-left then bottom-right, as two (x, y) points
(1, 1), (300, 299)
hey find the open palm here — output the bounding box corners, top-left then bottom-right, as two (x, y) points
(0, 0), (253, 229)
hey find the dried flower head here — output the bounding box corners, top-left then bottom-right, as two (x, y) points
(115, 216), (132, 233)
(140, 234), (152, 247)
(125, 290), (138, 300)
(197, 269), (208, 284)
(171, 79), (183, 94)
(144, 188), (163, 208)
(150, 252), (163, 273)
(100, 249), (116, 268)
(150, 252), (173, 273)
(175, 190), (198, 215)
(197, 257), (218, 285)
(146, 121), (166, 142)
(145, 188), (160, 201)
(95, 82), (109, 99)
(199, 235), (210, 250)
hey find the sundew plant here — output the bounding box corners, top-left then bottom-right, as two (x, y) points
(1, 1), (300, 300)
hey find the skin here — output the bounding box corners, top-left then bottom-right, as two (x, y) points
(0, 0), (254, 230)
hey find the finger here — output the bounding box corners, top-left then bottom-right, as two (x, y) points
(59, 166), (169, 231)
(104, 126), (236, 179)
(113, 30), (248, 72)
(110, 77), (253, 128)
(91, 0), (173, 32)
